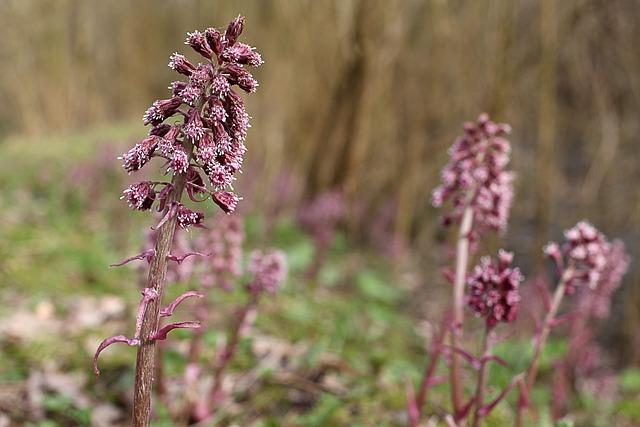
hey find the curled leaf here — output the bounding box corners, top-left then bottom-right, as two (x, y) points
(134, 288), (159, 338)
(160, 291), (204, 317)
(93, 335), (139, 376)
(167, 251), (208, 264)
(110, 249), (155, 267)
(153, 202), (178, 230)
(152, 321), (201, 341)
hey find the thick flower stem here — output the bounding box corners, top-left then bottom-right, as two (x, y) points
(471, 328), (491, 427)
(515, 270), (570, 427)
(450, 205), (474, 418)
(132, 170), (188, 427)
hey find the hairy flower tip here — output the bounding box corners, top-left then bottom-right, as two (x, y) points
(212, 191), (239, 214)
(211, 74), (231, 98)
(184, 108), (205, 141)
(121, 136), (160, 172)
(225, 90), (250, 141)
(195, 132), (217, 164)
(548, 221), (612, 294)
(143, 97), (183, 126)
(222, 42), (263, 66)
(168, 52), (196, 76)
(190, 63), (214, 88)
(178, 83), (203, 106)
(122, 181), (156, 210)
(467, 249), (523, 328)
(185, 30), (213, 59)
(222, 64), (259, 93)
(205, 162), (235, 190)
(224, 15), (245, 47)
(169, 145), (189, 174)
(176, 204), (205, 229)
(248, 250), (287, 294)
(205, 27), (223, 56)
(432, 113), (514, 236)
(206, 97), (228, 122)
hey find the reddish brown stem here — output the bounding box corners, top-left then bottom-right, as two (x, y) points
(515, 270), (571, 427)
(132, 148), (191, 427)
(471, 328), (492, 427)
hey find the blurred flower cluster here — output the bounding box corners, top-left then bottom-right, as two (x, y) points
(432, 113), (514, 238)
(544, 221), (611, 294)
(467, 250), (522, 328)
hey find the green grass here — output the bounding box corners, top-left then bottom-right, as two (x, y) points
(0, 123), (637, 426)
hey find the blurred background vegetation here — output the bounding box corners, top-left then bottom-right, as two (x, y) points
(0, 0), (639, 425)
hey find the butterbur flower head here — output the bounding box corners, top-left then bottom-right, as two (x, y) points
(206, 162), (235, 190)
(183, 108), (205, 141)
(546, 221), (611, 294)
(432, 113), (514, 238)
(212, 191), (239, 214)
(143, 97), (182, 126)
(222, 42), (264, 66)
(185, 30), (213, 59)
(224, 15), (244, 47)
(179, 84), (203, 106)
(222, 64), (259, 93)
(169, 145), (189, 174)
(205, 27), (223, 56)
(122, 182), (156, 210)
(176, 204), (204, 229)
(211, 74), (231, 98)
(121, 136), (160, 172)
(168, 53), (196, 76)
(467, 249), (523, 328)
(248, 250), (287, 294)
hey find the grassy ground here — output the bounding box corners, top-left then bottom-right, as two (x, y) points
(1, 124), (639, 426)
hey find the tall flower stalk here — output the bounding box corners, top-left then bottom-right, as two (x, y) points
(93, 16), (263, 427)
(516, 221), (612, 426)
(424, 114), (514, 421)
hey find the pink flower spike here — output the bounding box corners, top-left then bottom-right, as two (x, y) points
(152, 321), (201, 341)
(110, 249), (156, 267)
(93, 335), (140, 376)
(160, 291), (204, 317)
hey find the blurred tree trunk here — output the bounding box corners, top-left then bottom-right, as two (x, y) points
(533, 0), (558, 271)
